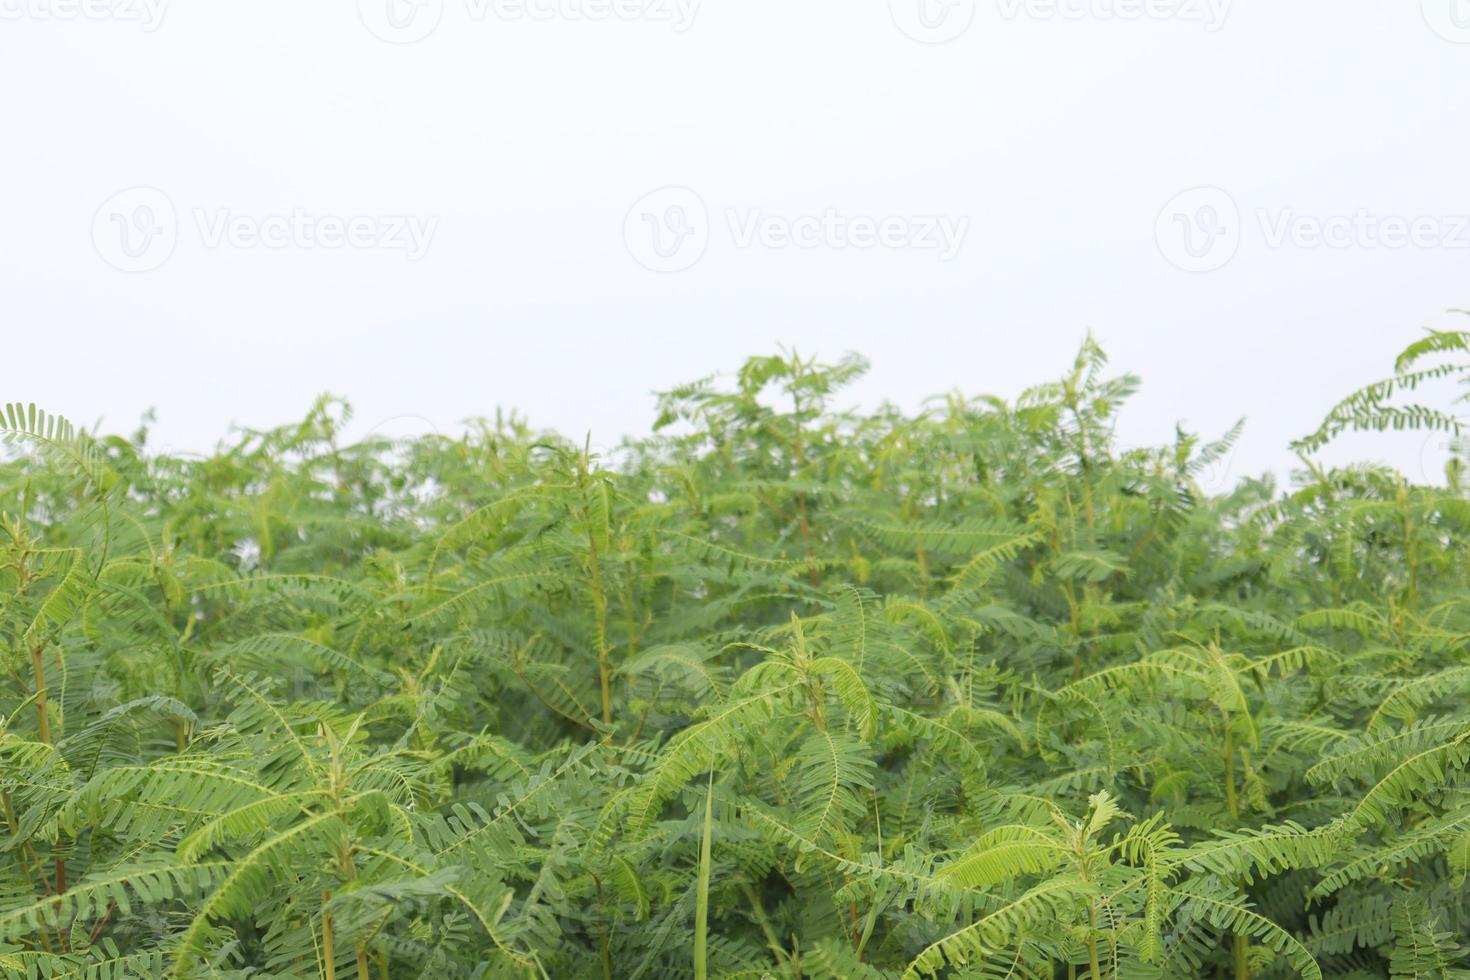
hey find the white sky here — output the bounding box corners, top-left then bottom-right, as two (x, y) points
(3, 0), (1469, 490)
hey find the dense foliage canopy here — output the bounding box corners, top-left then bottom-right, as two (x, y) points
(6, 330), (1470, 978)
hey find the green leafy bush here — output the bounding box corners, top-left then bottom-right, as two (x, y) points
(5, 331), (1470, 978)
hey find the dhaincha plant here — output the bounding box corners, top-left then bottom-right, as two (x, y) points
(6, 324), (1470, 977)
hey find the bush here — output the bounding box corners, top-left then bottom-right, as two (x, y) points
(4, 332), (1470, 978)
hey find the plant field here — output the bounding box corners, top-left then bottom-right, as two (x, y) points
(8, 333), (1470, 978)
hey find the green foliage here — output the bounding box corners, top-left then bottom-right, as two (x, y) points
(5, 335), (1470, 977)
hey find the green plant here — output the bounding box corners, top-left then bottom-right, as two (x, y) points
(5, 332), (1470, 977)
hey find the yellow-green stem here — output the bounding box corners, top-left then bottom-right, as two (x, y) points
(1087, 904), (1102, 979)
(29, 645), (51, 746)
(322, 894), (337, 980)
(587, 533), (612, 727)
(1223, 716), (1249, 980)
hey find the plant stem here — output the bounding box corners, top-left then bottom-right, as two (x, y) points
(1223, 715), (1249, 980)
(29, 644), (51, 745)
(741, 882), (785, 964)
(1223, 716), (1238, 821)
(587, 520), (612, 728)
(694, 771), (714, 980)
(1087, 905), (1102, 979)
(322, 893), (337, 980)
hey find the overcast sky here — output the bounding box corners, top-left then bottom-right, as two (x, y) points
(3, 0), (1469, 489)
